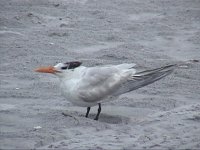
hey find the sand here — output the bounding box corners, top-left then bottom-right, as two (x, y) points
(0, 0), (200, 149)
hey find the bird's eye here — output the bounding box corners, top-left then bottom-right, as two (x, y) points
(61, 66), (68, 70)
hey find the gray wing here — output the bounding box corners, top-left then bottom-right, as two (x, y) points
(113, 64), (176, 96)
(76, 65), (135, 102)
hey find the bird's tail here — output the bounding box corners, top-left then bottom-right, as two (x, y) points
(130, 64), (176, 90)
(130, 59), (199, 90)
(113, 64), (177, 96)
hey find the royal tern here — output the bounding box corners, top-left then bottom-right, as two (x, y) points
(35, 61), (175, 120)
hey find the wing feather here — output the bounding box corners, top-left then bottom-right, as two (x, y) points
(76, 66), (134, 102)
(113, 64), (176, 96)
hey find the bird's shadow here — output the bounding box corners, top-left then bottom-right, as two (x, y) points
(90, 113), (130, 124)
(62, 111), (130, 124)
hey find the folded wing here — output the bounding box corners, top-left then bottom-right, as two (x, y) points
(76, 64), (136, 102)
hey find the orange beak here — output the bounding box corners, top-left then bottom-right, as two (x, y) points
(35, 66), (59, 74)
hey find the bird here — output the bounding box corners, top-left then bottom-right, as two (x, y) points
(35, 61), (175, 120)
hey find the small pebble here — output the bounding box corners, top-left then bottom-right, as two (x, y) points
(34, 126), (42, 129)
(179, 65), (188, 68)
(53, 4), (60, 7)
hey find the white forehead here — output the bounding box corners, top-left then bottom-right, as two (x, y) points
(54, 63), (65, 68)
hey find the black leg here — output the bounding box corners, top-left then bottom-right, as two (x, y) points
(94, 103), (101, 120)
(85, 107), (91, 118)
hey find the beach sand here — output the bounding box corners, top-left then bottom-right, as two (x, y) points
(0, 0), (200, 149)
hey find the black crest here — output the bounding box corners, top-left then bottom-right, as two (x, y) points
(62, 61), (82, 70)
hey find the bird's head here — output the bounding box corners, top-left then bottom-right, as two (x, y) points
(35, 61), (82, 76)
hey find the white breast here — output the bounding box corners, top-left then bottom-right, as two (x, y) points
(59, 68), (99, 107)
